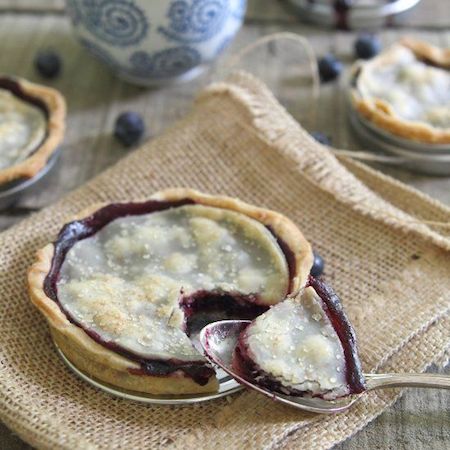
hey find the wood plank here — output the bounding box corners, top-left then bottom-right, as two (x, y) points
(0, 0), (64, 13)
(334, 366), (450, 450)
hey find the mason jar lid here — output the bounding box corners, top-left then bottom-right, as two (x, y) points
(347, 106), (450, 176)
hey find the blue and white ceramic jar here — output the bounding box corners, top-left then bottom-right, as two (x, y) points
(66, 0), (247, 86)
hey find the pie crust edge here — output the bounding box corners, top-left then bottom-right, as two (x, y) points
(0, 76), (66, 185)
(351, 38), (450, 145)
(28, 188), (313, 395)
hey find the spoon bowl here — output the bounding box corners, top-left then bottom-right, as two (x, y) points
(199, 320), (357, 413)
(200, 320), (450, 414)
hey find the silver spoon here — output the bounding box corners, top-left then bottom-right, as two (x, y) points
(199, 320), (450, 414)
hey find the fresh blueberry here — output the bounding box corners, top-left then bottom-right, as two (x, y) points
(311, 131), (331, 146)
(318, 54), (343, 83)
(114, 112), (145, 147)
(354, 34), (381, 59)
(34, 50), (62, 79)
(310, 251), (325, 278)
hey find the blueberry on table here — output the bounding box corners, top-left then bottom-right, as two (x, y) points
(318, 55), (343, 83)
(34, 50), (62, 79)
(311, 131), (331, 146)
(114, 112), (145, 147)
(355, 34), (381, 59)
(310, 251), (325, 278)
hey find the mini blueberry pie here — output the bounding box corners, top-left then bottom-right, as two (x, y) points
(351, 38), (450, 145)
(0, 76), (65, 185)
(28, 189), (313, 395)
(233, 276), (366, 400)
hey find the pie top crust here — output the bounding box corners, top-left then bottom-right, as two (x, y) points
(234, 277), (366, 400)
(239, 291), (349, 399)
(0, 76), (66, 185)
(401, 37), (450, 69)
(28, 188), (313, 394)
(351, 38), (450, 145)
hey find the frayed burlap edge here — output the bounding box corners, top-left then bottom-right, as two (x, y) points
(199, 72), (450, 251)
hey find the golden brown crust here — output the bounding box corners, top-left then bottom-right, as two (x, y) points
(353, 96), (450, 145)
(0, 76), (66, 185)
(28, 188), (313, 395)
(351, 40), (450, 145)
(400, 37), (450, 69)
(52, 328), (219, 395)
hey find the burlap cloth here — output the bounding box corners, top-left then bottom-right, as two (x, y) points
(0, 72), (449, 450)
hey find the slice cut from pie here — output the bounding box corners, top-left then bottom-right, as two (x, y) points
(351, 38), (450, 145)
(233, 276), (366, 400)
(28, 188), (313, 395)
(0, 76), (65, 185)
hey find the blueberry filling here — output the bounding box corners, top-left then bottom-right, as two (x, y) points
(306, 276), (365, 394)
(0, 77), (49, 118)
(180, 290), (269, 337)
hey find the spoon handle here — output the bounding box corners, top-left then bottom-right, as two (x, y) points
(365, 373), (450, 390)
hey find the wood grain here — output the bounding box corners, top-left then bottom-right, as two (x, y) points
(0, 4), (449, 449)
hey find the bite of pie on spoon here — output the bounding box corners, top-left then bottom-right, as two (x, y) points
(233, 276), (366, 400)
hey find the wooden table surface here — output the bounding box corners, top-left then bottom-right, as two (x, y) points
(0, 1), (449, 449)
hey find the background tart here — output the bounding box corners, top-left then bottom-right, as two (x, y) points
(28, 188), (313, 395)
(351, 38), (450, 145)
(233, 276), (366, 400)
(0, 76), (65, 185)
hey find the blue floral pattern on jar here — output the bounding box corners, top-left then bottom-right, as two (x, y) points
(77, 0), (149, 47)
(67, 0), (246, 85)
(129, 47), (202, 79)
(159, 0), (230, 43)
